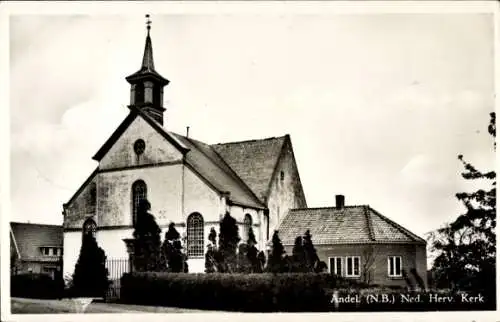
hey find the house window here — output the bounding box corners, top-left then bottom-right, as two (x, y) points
(42, 247), (49, 256)
(388, 256), (402, 277)
(329, 257), (343, 276)
(132, 180), (147, 225)
(52, 247), (59, 256)
(187, 213), (204, 257)
(83, 218), (97, 239)
(243, 214), (252, 241)
(346, 256), (360, 277)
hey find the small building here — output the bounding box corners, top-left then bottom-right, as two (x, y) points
(277, 195), (427, 289)
(10, 222), (63, 279)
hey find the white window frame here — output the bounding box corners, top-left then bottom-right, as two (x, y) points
(345, 256), (361, 277)
(328, 257), (343, 276)
(387, 256), (402, 277)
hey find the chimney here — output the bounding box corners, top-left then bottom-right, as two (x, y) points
(335, 195), (345, 209)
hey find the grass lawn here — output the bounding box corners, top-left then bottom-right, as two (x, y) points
(11, 297), (217, 314)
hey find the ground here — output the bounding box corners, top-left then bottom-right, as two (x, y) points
(10, 297), (218, 314)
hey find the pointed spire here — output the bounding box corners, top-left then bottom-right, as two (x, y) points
(141, 14), (155, 71)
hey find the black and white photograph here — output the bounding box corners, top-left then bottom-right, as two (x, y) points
(1, 1), (497, 320)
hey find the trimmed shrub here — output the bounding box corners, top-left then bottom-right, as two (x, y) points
(11, 273), (64, 299)
(120, 272), (359, 312)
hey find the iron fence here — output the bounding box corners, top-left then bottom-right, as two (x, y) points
(105, 258), (130, 300)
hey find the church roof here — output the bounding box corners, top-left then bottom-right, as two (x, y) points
(169, 133), (266, 209)
(125, 27), (169, 85)
(277, 206), (426, 246)
(212, 136), (287, 203)
(91, 106), (267, 209)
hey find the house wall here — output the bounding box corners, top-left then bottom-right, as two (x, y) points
(266, 137), (308, 238)
(284, 243), (427, 288)
(99, 116), (183, 170)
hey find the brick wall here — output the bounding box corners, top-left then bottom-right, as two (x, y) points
(284, 243), (427, 288)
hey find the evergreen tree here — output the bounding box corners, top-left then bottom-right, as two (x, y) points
(303, 230), (321, 272)
(71, 233), (109, 298)
(205, 228), (218, 273)
(428, 112), (496, 295)
(267, 230), (285, 273)
(218, 212), (240, 272)
(257, 251), (266, 273)
(291, 236), (307, 272)
(246, 227), (260, 273)
(162, 222), (186, 272)
(133, 199), (165, 272)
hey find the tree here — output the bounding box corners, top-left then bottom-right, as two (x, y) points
(237, 243), (251, 273)
(361, 245), (380, 284)
(218, 212), (240, 272)
(205, 228), (218, 273)
(133, 199), (165, 272)
(71, 233), (110, 298)
(291, 236), (307, 272)
(428, 112), (496, 294)
(257, 251), (266, 273)
(267, 230), (285, 273)
(162, 222), (187, 272)
(246, 227), (261, 273)
(303, 230), (322, 272)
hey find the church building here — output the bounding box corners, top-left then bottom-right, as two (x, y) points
(62, 18), (426, 288)
(62, 20), (307, 275)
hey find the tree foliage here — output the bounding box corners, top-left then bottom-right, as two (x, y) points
(218, 212), (241, 273)
(132, 199), (165, 272)
(162, 222), (188, 273)
(71, 232), (110, 297)
(267, 230), (285, 273)
(428, 112), (496, 293)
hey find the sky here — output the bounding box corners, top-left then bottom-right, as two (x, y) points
(7, 10), (495, 243)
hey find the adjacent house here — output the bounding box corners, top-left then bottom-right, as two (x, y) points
(277, 195), (428, 288)
(10, 222), (63, 279)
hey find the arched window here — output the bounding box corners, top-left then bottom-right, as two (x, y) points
(83, 218), (97, 239)
(243, 214), (252, 241)
(187, 213), (204, 257)
(135, 83), (145, 104)
(132, 180), (147, 225)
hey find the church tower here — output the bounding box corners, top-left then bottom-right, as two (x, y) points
(126, 15), (170, 125)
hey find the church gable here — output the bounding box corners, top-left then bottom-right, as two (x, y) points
(98, 114), (185, 170)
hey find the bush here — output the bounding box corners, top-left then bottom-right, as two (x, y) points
(11, 273), (64, 299)
(120, 272), (359, 312)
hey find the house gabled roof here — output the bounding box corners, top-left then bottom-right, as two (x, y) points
(277, 206), (426, 246)
(10, 222), (63, 260)
(212, 135), (288, 203)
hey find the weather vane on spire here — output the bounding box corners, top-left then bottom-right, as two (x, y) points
(146, 14), (152, 33)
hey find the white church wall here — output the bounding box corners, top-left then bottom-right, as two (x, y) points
(99, 116), (183, 171)
(63, 231), (82, 278)
(63, 176), (97, 229)
(183, 166), (221, 223)
(97, 164), (184, 227)
(96, 228), (134, 260)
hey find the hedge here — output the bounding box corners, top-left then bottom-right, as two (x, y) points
(120, 272), (496, 312)
(120, 272), (360, 312)
(11, 273), (64, 299)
